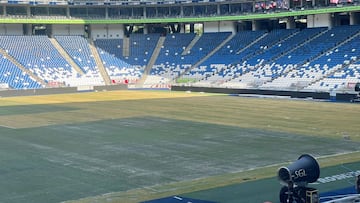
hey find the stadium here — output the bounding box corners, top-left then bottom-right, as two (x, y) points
(0, 0), (360, 203)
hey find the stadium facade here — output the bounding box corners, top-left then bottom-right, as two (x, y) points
(1, 0), (360, 36)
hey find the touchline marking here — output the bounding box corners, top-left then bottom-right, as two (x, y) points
(0, 124), (17, 129)
(317, 151), (360, 159)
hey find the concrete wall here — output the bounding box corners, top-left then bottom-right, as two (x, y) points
(69, 24), (84, 35)
(91, 24), (124, 39)
(0, 85), (127, 97)
(0, 87), (78, 97)
(91, 24), (108, 39)
(53, 24), (84, 35)
(204, 21), (236, 33)
(53, 24), (71, 35)
(307, 13), (332, 28)
(171, 85), (357, 102)
(172, 86), (359, 102)
(0, 24), (23, 35)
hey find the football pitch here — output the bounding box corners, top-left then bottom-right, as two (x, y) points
(0, 90), (359, 203)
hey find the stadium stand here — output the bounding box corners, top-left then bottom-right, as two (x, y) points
(1, 23), (360, 92)
(125, 33), (161, 67)
(54, 35), (105, 86)
(205, 29), (301, 88)
(184, 30), (266, 86)
(261, 25), (360, 90)
(150, 33), (197, 81)
(0, 0), (359, 96)
(305, 33), (360, 91)
(0, 35), (76, 87)
(140, 32), (234, 87)
(0, 52), (42, 89)
(94, 39), (142, 84)
(54, 35), (97, 73)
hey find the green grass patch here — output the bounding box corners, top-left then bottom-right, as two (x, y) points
(176, 78), (198, 83)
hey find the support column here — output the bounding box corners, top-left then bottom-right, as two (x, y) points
(27, 5), (31, 17)
(66, 7), (70, 18)
(143, 24), (148, 34)
(85, 24), (91, 39)
(178, 23), (185, 33)
(46, 24), (52, 37)
(190, 23), (194, 33)
(350, 12), (360, 25)
(286, 16), (296, 29)
(24, 24), (32, 35)
(180, 5), (183, 17)
(331, 13), (339, 28)
(252, 20), (260, 31)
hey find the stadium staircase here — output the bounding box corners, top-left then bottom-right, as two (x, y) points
(189, 31), (268, 85)
(177, 33), (236, 80)
(123, 37), (130, 57)
(0, 47), (47, 87)
(88, 38), (111, 85)
(271, 28), (328, 64)
(135, 36), (166, 87)
(49, 37), (85, 75)
(247, 29), (301, 64)
(181, 34), (201, 55)
(235, 32), (268, 55)
(201, 32), (269, 84)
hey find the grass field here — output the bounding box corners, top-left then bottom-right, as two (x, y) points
(0, 90), (359, 203)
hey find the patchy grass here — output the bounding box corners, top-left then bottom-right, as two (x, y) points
(0, 90), (359, 203)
